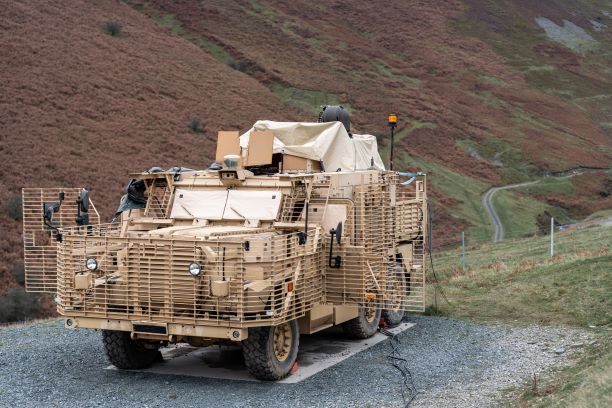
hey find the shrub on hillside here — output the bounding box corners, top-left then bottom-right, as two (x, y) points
(0, 288), (40, 323)
(13, 261), (25, 287)
(228, 60), (247, 72)
(103, 20), (123, 37)
(6, 194), (22, 221)
(189, 116), (203, 133)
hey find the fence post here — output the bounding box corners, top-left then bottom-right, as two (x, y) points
(461, 230), (466, 272)
(550, 217), (554, 258)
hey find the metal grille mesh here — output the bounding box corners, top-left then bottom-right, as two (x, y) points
(320, 174), (426, 312)
(22, 188), (100, 293)
(26, 171), (426, 325)
(57, 226), (324, 328)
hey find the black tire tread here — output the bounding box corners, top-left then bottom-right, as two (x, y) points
(342, 307), (382, 339)
(242, 321), (299, 381)
(381, 308), (405, 327)
(102, 330), (159, 369)
(382, 264), (407, 327)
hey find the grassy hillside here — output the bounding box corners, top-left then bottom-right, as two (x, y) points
(429, 224), (611, 406)
(127, 0), (611, 245)
(0, 0), (611, 318)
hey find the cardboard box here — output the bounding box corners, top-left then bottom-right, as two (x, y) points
(282, 154), (321, 172)
(215, 131), (241, 162)
(246, 131), (274, 166)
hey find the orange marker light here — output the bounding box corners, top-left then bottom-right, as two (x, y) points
(366, 293), (376, 299)
(287, 282), (294, 292)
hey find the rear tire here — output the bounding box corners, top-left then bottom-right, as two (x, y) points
(242, 320), (299, 381)
(102, 330), (161, 369)
(382, 263), (407, 327)
(342, 299), (382, 339)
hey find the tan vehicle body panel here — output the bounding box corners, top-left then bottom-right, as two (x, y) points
(23, 168), (427, 343)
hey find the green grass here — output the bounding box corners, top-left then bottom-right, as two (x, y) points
(432, 224), (611, 326)
(152, 13), (242, 70)
(193, 38), (236, 66)
(513, 337), (611, 408)
(371, 61), (421, 87)
(245, 0), (278, 19)
(396, 150), (494, 241)
(430, 224), (612, 407)
(523, 177), (575, 196)
(382, 120), (437, 160)
(270, 84), (344, 115)
(477, 73), (507, 87)
(586, 209), (612, 221)
(155, 13), (184, 36)
(491, 188), (551, 238)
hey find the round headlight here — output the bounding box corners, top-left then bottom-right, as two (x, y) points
(86, 257), (98, 271)
(188, 262), (202, 277)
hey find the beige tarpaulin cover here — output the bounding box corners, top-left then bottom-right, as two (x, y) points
(239, 121), (385, 171)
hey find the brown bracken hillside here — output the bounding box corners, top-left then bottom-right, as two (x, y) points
(0, 0), (611, 316)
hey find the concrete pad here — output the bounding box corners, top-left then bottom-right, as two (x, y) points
(106, 322), (415, 383)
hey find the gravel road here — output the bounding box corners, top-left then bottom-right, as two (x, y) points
(482, 181), (538, 242)
(0, 316), (593, 407)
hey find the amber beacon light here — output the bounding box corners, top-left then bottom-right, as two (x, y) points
(388, 114), (398, 170)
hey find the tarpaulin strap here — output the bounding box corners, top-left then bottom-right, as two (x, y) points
(397, 171), (418, 185)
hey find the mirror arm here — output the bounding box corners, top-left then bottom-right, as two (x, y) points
(298, 202), (309, 246)
(43, 216), (63, 243)
(328, 228), (342, 268)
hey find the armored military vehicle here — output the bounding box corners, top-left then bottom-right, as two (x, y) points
(22, 107), (427, 380)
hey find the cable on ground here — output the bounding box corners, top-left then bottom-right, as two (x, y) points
(380, 327), (419, 407)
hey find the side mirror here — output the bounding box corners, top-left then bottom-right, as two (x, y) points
(332, 221), (342, 244)
(328, 221), (343, 268)
(77, 189), (90, 213)
(43, 191), (65, 222)
(76, 188), (91, 226)
(43, 202), (59, 222)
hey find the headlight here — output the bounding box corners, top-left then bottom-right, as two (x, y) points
(188, 262), (202, 277)
(86, 257), (98, 271)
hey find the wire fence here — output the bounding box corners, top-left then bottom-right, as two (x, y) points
(429, 218), (612, 282)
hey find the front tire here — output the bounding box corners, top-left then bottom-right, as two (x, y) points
(242, 320), (299, 381)
(102, 330), (161, 369)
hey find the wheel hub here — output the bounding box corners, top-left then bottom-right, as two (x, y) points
(364, 299), (377, 323)
(273, 322), (293, 362)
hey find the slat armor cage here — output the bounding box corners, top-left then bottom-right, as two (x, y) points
(22, 170), (427, 330)
(22, 188), (100, 292)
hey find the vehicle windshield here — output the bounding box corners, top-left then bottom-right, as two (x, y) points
(170, 189), (282, 221)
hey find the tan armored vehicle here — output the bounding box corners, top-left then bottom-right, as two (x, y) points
(22, 108), (427, 380)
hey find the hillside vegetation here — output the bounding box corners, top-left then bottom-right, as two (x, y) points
(0, 0), (610, 318)
(430, 224), (611, 406)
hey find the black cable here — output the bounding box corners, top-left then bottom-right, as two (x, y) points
(380, 328), (419, 407)
(428, 249), (450, 306)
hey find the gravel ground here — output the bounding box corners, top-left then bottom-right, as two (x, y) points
(0, 316), (594, 408)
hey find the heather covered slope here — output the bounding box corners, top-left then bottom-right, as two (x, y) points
(130, 0), (612, 239)
(0, 0), (611, 313)
(0, 0), (300, 295)
(133, 0), (611, 173)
